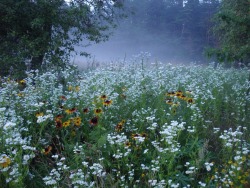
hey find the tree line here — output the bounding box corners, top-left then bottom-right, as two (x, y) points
(0, 0), (249, 77)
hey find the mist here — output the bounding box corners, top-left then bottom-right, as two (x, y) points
(72, 0), (220, 67)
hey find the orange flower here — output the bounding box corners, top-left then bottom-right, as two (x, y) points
(55, 120), (63, 128)
(43, 146), (52, 155)
(55, 114), (63, 122)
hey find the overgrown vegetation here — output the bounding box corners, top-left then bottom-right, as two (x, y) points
(1, 59), (250, 187)
(207, 0), (250, 64)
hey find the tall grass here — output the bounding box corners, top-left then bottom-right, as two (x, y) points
(0, 60), (249, 188)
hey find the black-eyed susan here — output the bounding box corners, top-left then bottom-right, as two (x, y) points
(131, 133), (140, 140)
(180, 94), (187, 100)
(35, 112), (44, 118)
(186, 98), (194, 104)
(0, 156), (11, 168)
(173, 101), (180, 107)
(121, 119), (126, 124)
(176, 90), (183, 95)
(43, 146), (52, 155)
(166, 98), (173, 105)
(125, 141), (131, 147)
(83, 108), (89, 114)
(19, 79), (26, 85)
(55, 120), (63, 128)
(55, 114), (63, 122)
(140, 132), (147, 138)
(166, 91), (175, 97)
(94, 108), (102, 115)
(73, 117), (82, 127)
(103, 99), (113, 107)
(63, 120), (71, 127)
(175, 93), (182, 98)
(65, 107), (77, 114)
(100, 94), (107, 100)
(115, 122), (123, 132)
(90, 117), (98, 126)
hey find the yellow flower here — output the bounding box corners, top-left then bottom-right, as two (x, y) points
(176, 90), (183, 95)
(103, 99), (113, 106)
(125, 141), (131, 147)
(180, 94), (187, 100)
(172, 102), (180, 107)
(65, 107), (77, 114)
(100, 95), (107, 100)
(63, 120), (71, 127)
(115, 122), (123, 132)
(73, 117), (82, 127)
(166, 98), (173, 105)
(75, 86), (80, 92)
(17, 92), (24, 97)
(19, 79), (26, 85)
(0, 156), (11, 168)
(166, 91), (175, 97)
(186, 98), (195, 104)
(94, 108), (102, 115)
(68, 85), (73, 91)
(131, 133), (139, 140)
(36, 112), (44, 117)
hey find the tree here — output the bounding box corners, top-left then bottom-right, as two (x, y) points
(208, 0), (250, 64)
(0, 0), (124, 76)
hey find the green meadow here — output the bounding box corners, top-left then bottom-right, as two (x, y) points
(0, 60), (250, 188)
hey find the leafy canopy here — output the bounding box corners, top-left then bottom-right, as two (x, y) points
(208, 0), (250, 63)
(0, 0), (124, 76)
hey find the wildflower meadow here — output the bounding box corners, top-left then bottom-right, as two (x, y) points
(0, 58), (250, 187)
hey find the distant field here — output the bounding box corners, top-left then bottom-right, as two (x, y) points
(1, 61), (249, 187)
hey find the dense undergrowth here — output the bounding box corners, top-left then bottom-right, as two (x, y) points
(0, 60), (250, 187)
